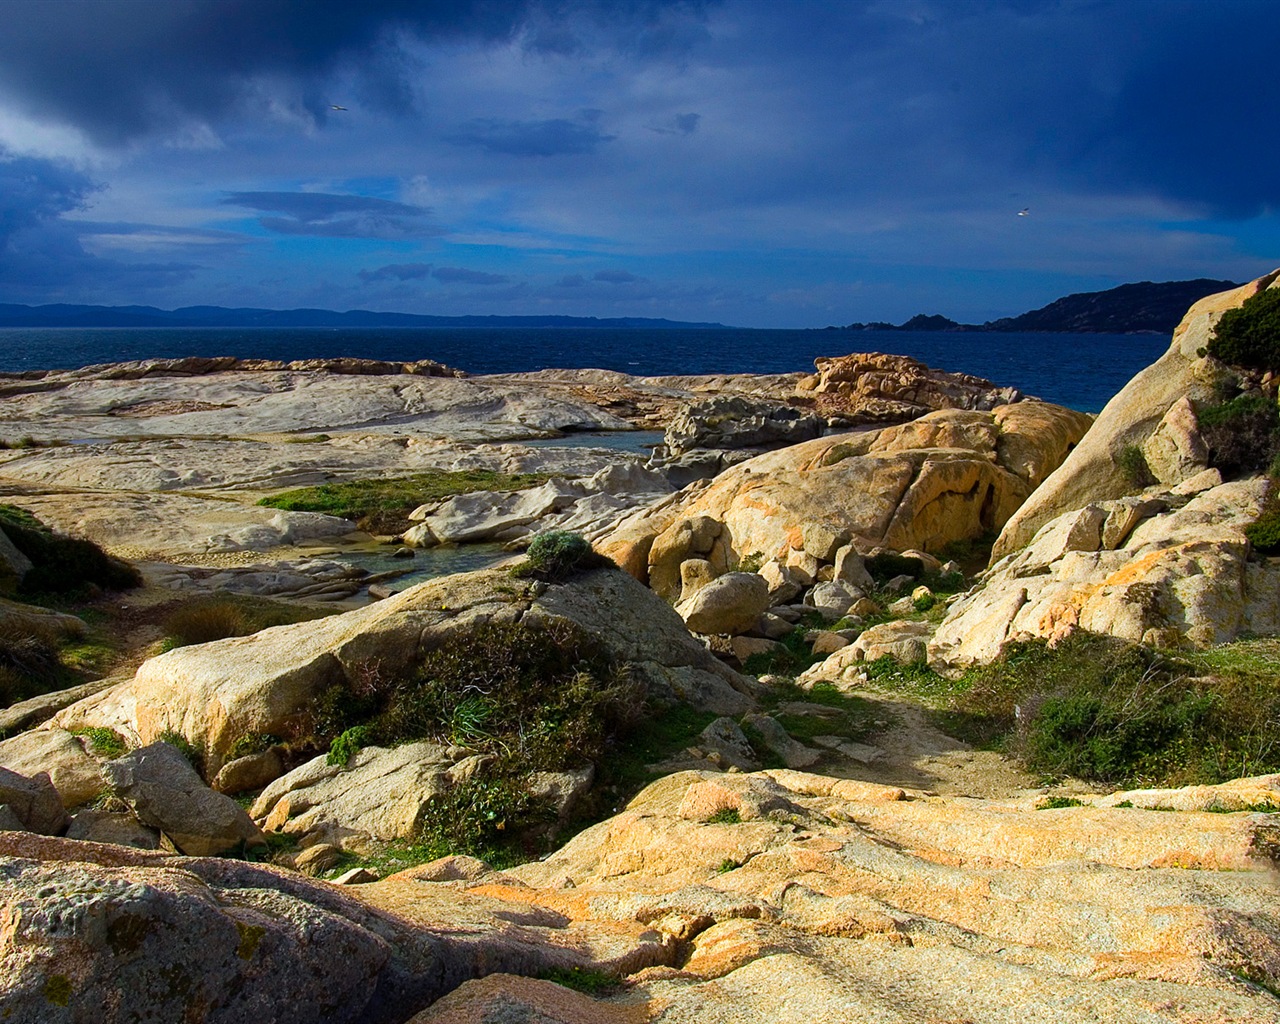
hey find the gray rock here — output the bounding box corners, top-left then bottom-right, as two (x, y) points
(740, 714), (821, 769)
(664, 395), (824, 455)
(527, 765), (595, 822)
(0, 766), (68, 835)
(697, 718), (759, 771)
(755, 612), (795, 639)
(65, 808), (162, 849)
(104, 742), (265, 856)
(805, 579), (866, 618)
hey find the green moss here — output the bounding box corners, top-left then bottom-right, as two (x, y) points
(1036, 796), (1084, 810)
(73, 726), (128, 759)
(234, 920), (265, 961)
(539, 966), (620, 995)
(43, 974), (72, 1006)
(257, 469), (553, 533)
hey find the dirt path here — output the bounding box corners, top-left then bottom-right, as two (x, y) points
(819, 691), (1064, 800)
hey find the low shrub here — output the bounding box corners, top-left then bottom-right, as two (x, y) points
(326, 724), (374, 767)
(514, 531), (608, 581)
(1037, 795), (1084, 810)
(1196, 394), (1280, 477)
(704, 807), (741, 825)
(1206, 284), (1280, 372)
(865, 552), (923, 584)
(414, 770), (546, 867)
(1117, 444), (1154, 488)
(1246, 509), (1280, 555)
(226, 732), (282, 760)
(0, 505), (141, 597)
(161, 601), (253, 649)
(957, 631), (1280, 786)
(539, 967), (619, 996)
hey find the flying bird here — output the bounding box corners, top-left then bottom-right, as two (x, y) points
(330, 104), (348, 111)
(1017, 208), (1030, 217)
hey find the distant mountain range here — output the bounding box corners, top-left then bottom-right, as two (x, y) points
(836, 279), (1241, 334)
(0, 303), (726, 330)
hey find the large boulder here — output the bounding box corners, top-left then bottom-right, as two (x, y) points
(931, 271), (1280, 668)
(663, 395), (824, 455)
(795, 351), (1024, 422)
(929, 476), (1273, 670)
(993, 274), (1274, 559)
(675, 572), (770, 636)
(53, 565), (757, 773)
(103, 742), (265, 856)
(606, 402), (1090, 590)
(0, 728), (104, 808)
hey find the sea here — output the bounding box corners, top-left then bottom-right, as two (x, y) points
(0, 325), (1169, 414)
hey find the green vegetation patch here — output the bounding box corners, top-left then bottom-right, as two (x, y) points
(1196, 394), (1280, 477)
(1246, 509), (1280, 555)
(258, 469), (553, 534)
(512, 530), (612, 581)
(1206, 284), (1280, 372)
(704, 807), (741, 825)
(1037, 795), (1085, 810)
(1118, 444), (1154, 488)
(539, 966), (620, 996)
(73, 726), (128, 759)
(306, 618), (645, 865)
(957, 632), (1280, 787)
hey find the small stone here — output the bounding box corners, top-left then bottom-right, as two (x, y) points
(391, 546), (416, 559)
(332, 867), (379, 884)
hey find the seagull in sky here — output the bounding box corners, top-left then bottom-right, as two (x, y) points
(330, 104), (348, 111)
(1017, 207), (1030, 216)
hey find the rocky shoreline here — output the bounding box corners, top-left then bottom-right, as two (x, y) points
(2, 275), (1280, 1022)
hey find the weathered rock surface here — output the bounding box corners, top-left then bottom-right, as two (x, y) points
(675, 572), (770, 636)
(250, 742), (455, 847)
(796, 351), (1025, 422)
(0, 765), (68, 835)
(0, 728), (104, 808)
(931, 478), (1274, 668)
(994, 274), (1275, 559)
(53, 566), (757, 775)
(5, 765), (1280, 1023)
(608, 402), (1090, 593)
(103, 742), (265, 856)
(663, 395), (824, 455)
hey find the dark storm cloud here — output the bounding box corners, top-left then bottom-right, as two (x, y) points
(223, 191), (440, 239)
(432, 267), (511, 285)
(445, 117), (616, 157)
(0, 0), (537, 143)
(0, 152), (197, 297)
(358, 262), (434, 283)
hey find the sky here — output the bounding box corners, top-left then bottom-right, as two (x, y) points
(0, 0), (1276, 328)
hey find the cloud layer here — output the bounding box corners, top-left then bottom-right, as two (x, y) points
(0, 0), (1275, 325)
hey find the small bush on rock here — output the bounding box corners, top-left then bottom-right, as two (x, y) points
(1117, 444), (1154, 488)
(1246, 509), (1280, 554)
(0, 505), (141, 597)
(514, 531), (608, 580)
(1196, 394), (1280, 477)
(1207, 284), (1280, 371)
(157, 730), (203, 774)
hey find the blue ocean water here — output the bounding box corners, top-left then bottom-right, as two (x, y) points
(0, 325), (1169, 413)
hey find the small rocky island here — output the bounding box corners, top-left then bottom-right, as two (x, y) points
(2, 276), (1280, 1022)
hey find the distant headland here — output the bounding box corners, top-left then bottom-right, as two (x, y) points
(832, 278), (1241, 334)
(0, 304), (727, 330)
